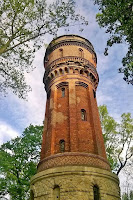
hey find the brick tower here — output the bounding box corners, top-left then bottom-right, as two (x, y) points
(31, 35), (120, 200)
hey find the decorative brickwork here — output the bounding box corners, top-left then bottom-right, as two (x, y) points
(43, 57), (98, 92)
(38, 152), (110, 172)
(44, 56), (97, 71)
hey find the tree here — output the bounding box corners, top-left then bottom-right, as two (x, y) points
(0, 125), (43, 200)
(122, 191), (133, 200)
(0, 0), (88, 99)
(94, 0), (133, 85)
(99, 105), (133, 175)
(121, 159), (133, 197)
(122, 193), (129, 200)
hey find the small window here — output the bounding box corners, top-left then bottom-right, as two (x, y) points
(93, 185), (100, 200)
(61, 88), (65, 97)
(81, 109), (87, 121)
(79, 48), (83, 58)
(59, 48), (63, 57)
(65, 67), (69, 73)
(60, 140), (65, 152)
(59, 68), (63, 74)
(53, 185), (60, 200)
(80, 70), (83, 74)
(30, 190), (34, 200)
(55, 70), (58, 76)
(93, 90), (96, 98)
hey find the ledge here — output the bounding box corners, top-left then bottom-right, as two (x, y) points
(37, 152), (111, 172)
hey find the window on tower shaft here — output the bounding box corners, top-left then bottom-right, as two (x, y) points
(61, 88), (65, 97)
(81, 109), (87, 121)
(93, 185), (100, 200)
(53, 185), (60, 200)
(30, 190), (34, 200)
(60, 140), (65, 152)
(93, 90), (96, 98)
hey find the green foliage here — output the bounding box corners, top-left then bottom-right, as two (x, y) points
(122, 191), (133, 200)
(94, 0), (133, 85)
(122, 193), (129, 200)
(99, 105), (133, 174)
(0, 124), (43, 200)
(99, 105), (118, 170)
(0, 0), (88, 99)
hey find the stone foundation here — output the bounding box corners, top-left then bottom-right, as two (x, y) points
(31, 166), (120, 200)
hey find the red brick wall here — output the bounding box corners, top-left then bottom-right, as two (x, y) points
(40, 35), (109, 170)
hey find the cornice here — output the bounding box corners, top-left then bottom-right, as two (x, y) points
(45, 56), (97, 72)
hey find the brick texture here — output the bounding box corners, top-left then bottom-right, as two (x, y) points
(31, 35), (120, 200)
(40, 35), (109, 171)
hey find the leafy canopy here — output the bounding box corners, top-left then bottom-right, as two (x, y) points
(0, 0), (88, 99)
(95, 0), (133, 85)
(122, 191), (133, 200)
(99, 105), (133, 175)
(0, 125), (43, 200)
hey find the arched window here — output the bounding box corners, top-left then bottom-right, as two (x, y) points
(60, 139), (65, 152)
(85, 70), (88, 76)
(80, 70), (83, 74)
(79, 48), (83, 58)
(53, 185), (60, 199)
(30, 190), (34, 200)
(55, 70), (58, 76)
(93, 185), (100, 200)
(65, 67), (69, 73)
(81, 109), (87, 121)
(59, 68), (63, 74)
(61, 88), (65, 97)
(93, 90), (96, 98)
(59, 48), (63, 57)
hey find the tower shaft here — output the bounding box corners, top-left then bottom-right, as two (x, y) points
(31, 35), (120, 200)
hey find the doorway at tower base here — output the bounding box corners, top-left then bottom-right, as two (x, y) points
(30, 166), (120, 200)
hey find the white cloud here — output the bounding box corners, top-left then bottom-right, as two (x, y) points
(97, 53), (110, 74)
(0, 121), (20, 145)
(97, 90), (112, 105)
(6, 60), (46, 129)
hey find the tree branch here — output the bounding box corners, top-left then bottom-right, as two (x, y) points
(1, 31), (47, 54)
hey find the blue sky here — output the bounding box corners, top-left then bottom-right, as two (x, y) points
(0, 0), (132, 191)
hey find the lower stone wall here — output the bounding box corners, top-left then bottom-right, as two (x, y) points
(31, 166), (120, 200)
